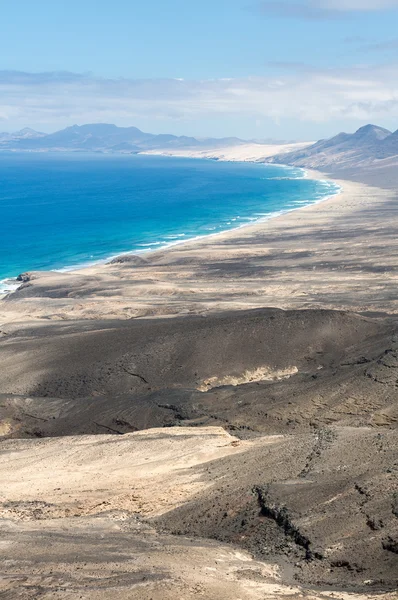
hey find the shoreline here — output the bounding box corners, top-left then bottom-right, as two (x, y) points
(1, 146), (397, 321)
(0, 159), (340, 298)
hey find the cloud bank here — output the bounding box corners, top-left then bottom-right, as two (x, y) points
(1, 67), (398, 134)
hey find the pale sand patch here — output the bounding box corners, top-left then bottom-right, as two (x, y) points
(197, 365), (298, 391)
(0, 427), (267, 519)
(140, 141), (313, 162)
(0, 419), (13, 436)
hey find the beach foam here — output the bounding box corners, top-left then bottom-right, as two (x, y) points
(0, 278), (20, 298)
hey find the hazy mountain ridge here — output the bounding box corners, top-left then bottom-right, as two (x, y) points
(267, 124), (398, 169)
(0, 127), (46, 142)
(0, 123), (246, 153)
(2, 122), (398, 169)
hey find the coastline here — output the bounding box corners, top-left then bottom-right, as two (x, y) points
(1, 153), (397, 323)
(0, 158), (340, 298)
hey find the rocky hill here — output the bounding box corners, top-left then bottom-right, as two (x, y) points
(1, 308), (397, 593)
(267, 124), (398, 169)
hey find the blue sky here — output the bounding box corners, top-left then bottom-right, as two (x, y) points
(1, 0), (398, 139)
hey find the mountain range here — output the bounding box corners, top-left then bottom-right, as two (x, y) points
(1, 123), (398, 171)
(0, 123), (245, 153)
(267, 124), (398, 169)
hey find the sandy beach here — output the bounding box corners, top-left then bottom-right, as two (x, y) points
(1, 154), (397, 325)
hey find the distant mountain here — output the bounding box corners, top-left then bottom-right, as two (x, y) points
(350, 124), (391, 143)
(0, 123), (246, 153)
(0, 127), (46, 143)
(200, 136), (249, 147)
(378, 128), (398, 158)
(267, 124), (398, 169)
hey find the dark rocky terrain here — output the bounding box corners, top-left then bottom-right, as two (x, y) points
(1, 308), (397, 592)
(0, 308), (397, 437)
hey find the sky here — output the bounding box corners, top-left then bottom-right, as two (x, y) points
(1, 0), (398, 140)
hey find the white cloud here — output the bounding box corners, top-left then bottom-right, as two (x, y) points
(254, 0), (398, 19)
(0, 67), (397, 133)
(323, 0), (398, 9)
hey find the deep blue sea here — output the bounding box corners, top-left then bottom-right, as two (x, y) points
(0, 153), (340, 293)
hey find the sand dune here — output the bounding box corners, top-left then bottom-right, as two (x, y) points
(140, 141), (313, 162)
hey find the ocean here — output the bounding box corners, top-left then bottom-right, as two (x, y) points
(0, 152), (340, 293)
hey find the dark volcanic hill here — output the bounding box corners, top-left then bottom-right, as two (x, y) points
(0, 123), (245, 153)
(267, 124), (398, 170)
(0, 308), (398, 590)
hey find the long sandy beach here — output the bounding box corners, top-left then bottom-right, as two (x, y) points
(1, 158), (397, 326)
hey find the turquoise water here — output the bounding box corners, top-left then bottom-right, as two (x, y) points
(0, 153), (340, 293)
